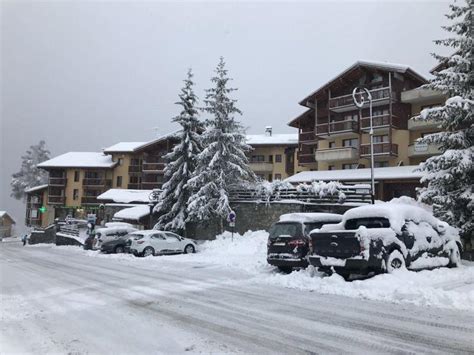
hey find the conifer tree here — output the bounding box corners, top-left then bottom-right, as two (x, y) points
(188, 57), (256, 227)
(154, 69), (203, 231)
(416, 0), (473, 237)
(10, 140), (50, 200)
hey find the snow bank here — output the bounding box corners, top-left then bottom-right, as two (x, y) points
(279, 213), (342, 223)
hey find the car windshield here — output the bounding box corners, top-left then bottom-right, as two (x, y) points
(269, 223), (302, 239)
(132, 234), (144, 240)
(345, 217), (390, 229)
(304, 221), (337, 234)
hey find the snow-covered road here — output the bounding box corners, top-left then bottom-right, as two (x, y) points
(1, 240), (474, 354)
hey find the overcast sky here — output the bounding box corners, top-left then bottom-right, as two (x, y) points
(1, 0), (451, 230)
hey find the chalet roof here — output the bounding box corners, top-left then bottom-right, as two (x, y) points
(0, 211), (16, 224)
(298, 60), (428, 107)
(103, 142), (147, 153)
(97, 189), (157, 204)
(37, 152), (117, 169)
(25, 184), (48, 193)
(285, 165), (423, 183)
(246, 133), (298, 146)
(134, 130), (181, 152)
(288, 109), (313, 128)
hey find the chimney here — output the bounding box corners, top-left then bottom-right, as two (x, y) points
(265, 126), (272, 136)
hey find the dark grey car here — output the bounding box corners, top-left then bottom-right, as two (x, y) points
(100, 235), (132, 254)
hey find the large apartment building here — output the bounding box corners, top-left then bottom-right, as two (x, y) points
(288, 60), (447, 200)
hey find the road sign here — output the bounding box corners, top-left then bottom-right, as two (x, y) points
(227, 211), (236, 223)
(229, 221), (235, 228)
(87, 214), (97, 224)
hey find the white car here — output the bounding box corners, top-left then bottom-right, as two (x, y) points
(129, 230), (197, 257)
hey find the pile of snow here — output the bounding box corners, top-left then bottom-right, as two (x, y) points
(98, 189), (156, 204)
(279, 213), (342, 223)
(114, 205), (150, 221)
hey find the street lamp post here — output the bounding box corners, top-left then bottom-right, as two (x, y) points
(352, 87), (375, 204)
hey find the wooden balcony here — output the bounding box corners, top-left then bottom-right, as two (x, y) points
(49, 177), (67, 186)
(360, 143), (398, 157)
(81, 196), (100, 205)
(360, 114), (400, 131)
(82, 178), (112, 187)
(48, 195), (65, 204)
(141, 181), (163, 189)
(316, 119), (358, 138)
(329, 87), (393, 112)
(299, 130), (317, 145)
(128, 165), (142, 173)
(142, 163), (166, 172)
(298, 152), (316, 165)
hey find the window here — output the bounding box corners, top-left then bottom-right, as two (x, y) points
(73, 189), (79, 200)
(373, 135), (389, 143)
(373, 108), (389, 116)
(343, 138), (358, 147)
(151, 234), (166, 240)
(329, 141), (336, 148)
(131, 158), (141, 166)
(251, 155), (265, 163)
(118, 158), (123, 166)
(371, 73), (383, 83)
(116, 176), (122, 187)
(342, 163), (358, 170)
(274, 174), (282, 180)
(328, 165), (335, 170)
(345, 218), (390, 230)
(74, 171), (80, 182)
(275, 154), (282, 163)
(268, 155), (273, 163)
(374, 161), (389, 168)
(164, 232), (181, 241)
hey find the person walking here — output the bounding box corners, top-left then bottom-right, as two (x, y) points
(21, 234), (28, 246)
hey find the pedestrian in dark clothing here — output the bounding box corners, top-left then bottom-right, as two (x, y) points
(21, 234), (28, 246)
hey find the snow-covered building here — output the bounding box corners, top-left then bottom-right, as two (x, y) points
(246, 127), (304, 181)
(25, 184), (50, 228)
(0, 211), (16, 238)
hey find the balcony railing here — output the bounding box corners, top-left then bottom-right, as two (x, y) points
(128, 165), (142, 173)
(329, 87), (392, 110)
(298, 153), (316, 164)
(142, 163), (166, 172)
(49, 177), (67, 186)
(315, 147), (359, 162)
(360, 114), (400, 130)
(48, 195), (65, 204)
(249, 162), (274, 172)
(360, 143), (398, 156)
(408, 142), (441, 157)
(316, 119), (358, 136)
(127, 183), (141, 189)
(82, 178), (112, 187)
(299, 130), (316, 143)
(81, 196), (99, 204)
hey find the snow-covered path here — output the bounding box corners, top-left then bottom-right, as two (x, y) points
(1, 241), (473, 354)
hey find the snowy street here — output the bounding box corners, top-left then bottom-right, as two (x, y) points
(1, 237), (474, 354)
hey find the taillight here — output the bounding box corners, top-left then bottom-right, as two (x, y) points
(137, 240), (145, 244)
(288, 239), (306, 247)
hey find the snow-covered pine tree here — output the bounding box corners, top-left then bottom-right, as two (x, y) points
(154, 69), (203, 232)
(187, 57), (256, 228)
(415, 0), (473, 238)
(10, 140), (50, 200)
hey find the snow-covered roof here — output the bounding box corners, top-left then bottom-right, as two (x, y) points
(279, 213), (342, 223)
(97, 189), (156, 204)
(0, 211), (15, 223)
(299, 60), (427, 106)
(113, 205), (150, 221)
(103, 142), (147, 153)
(37, 152), (116, 169)
(246, 134), (298, 146)
(285, 166), (423, 183)
(134, 130), (181, 151)
(25, 184), (48, 193)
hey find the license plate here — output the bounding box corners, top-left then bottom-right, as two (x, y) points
(273, 242), (286, 246)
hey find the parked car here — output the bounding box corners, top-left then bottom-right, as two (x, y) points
(94, 226), (137, 249)
(267, 212), (343, 272)
(128, 230), (197, 257)
(100, 233), (136, 254)
(308, 203), (462, 279)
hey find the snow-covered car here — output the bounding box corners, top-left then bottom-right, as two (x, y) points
(267, 212), (342, 272)
(128, 230), (197, 257)
(308, 203), (463, 279)
(93, 226), (137, 250)
(100, 233), (136, 254)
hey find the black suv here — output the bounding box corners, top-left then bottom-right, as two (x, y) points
(308, 204), (462, 279)
(267, 213), (342, 272)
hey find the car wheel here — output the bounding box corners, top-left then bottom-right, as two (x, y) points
(114, 245), (124, 254)
(448, 243), (462, 268)
(143, 247), (155, 257)
(385, 250), (406, 273)
(184, 244), (195, 254)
